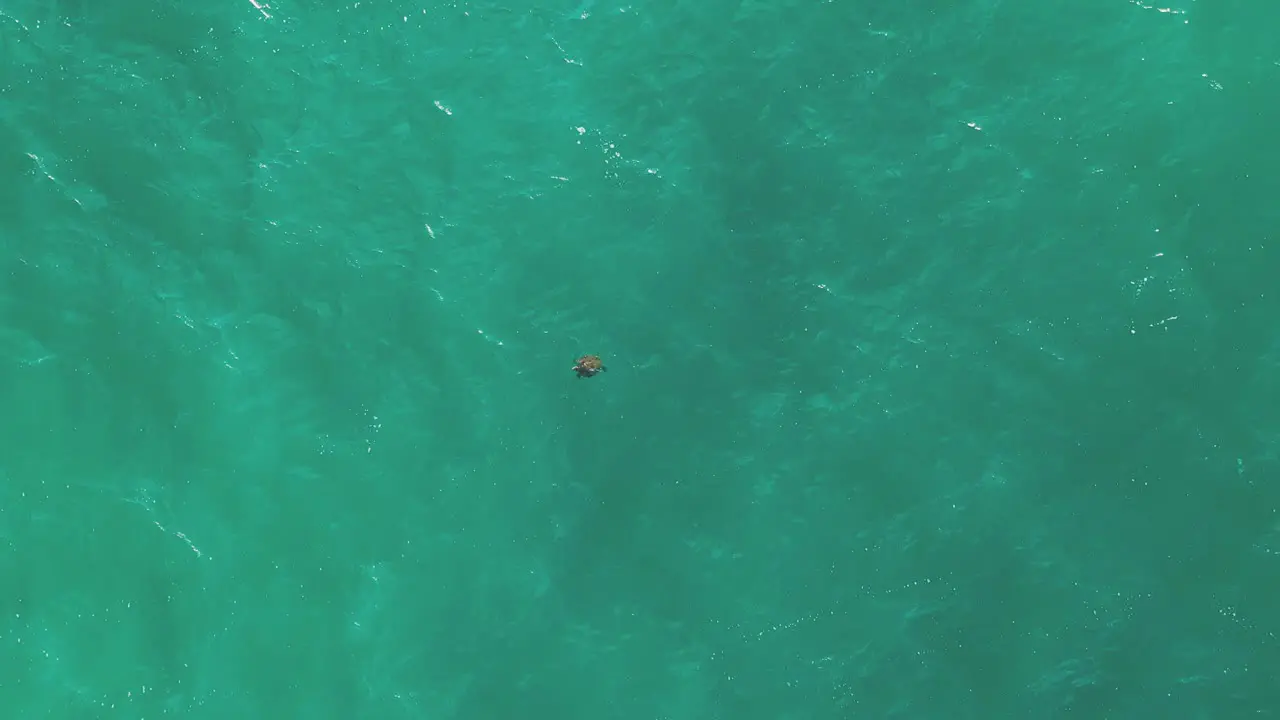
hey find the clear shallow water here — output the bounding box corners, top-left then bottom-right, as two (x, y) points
(2, 0), (1279, 717)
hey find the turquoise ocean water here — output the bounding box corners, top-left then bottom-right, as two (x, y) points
(3, 0), (1280, 717)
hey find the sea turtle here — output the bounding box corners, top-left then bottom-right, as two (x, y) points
(572, 354), (607, 379)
